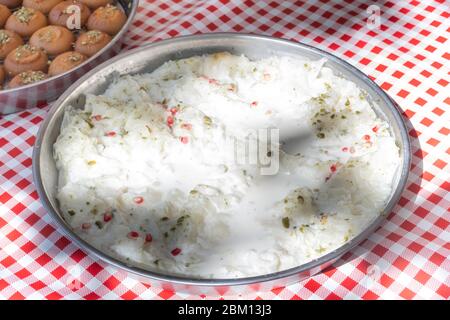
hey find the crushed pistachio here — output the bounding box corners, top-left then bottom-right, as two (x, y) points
(297, 195), (304, 204)
(203, 115), (212, 126)
(0, 31), (10, 45)
(87, 160), (96, 165)
(68, 210), (76, 216)
(15, 45), (37, 60)
(17, 71), (46, 85)
(317, 132), (325, 139)
(95, 221), (103, 229)
(161, 216), (169, 221)
(13, 7), (36, 24)
(81, 30), (103, 45)
(282, 217), (290, 229)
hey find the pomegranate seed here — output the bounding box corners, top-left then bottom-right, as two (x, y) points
(103, 213), (112, 222)
(92, 115), (102, 121)
(171, 248), (181, 256)
(250, 101), (258, 107)
(134, 196), (144, 204)
(105, 131), (116, 137)
(263, 73), (271, 80)
(363, 134), (371, 141)
(81, 223), (91, 230)
(128, 231), (139, 239)
(180, 136), (189, 144)
(167, 116), (174, 128)
(209, 78), (219, 85)
(372, 126), (379, 133)
(145, 233), (153, 243)
(342, 147), (348, 152)
(330, 164), (337, 172)
(170, 107), (178, 115)
(181, 123), (192, 130)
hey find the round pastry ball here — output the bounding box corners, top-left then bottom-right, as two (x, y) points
(74, 29), (110, 57)
(0, 4), (11, 28)
(23, 0), (64, 14)
(0, 29), (23, 59)
(48, 50), (86, 75)
(9, 69), (47, 87)
(0, 0), (23, 9)
(4, 44), (48, 76)
(30, 25), (74, 55)
(49, 0), (91, 30)
(80, 0), (111, 10)
(87, 4), (126, 35)
(0, 64), (5, 84)
(5, 6), (47, 37)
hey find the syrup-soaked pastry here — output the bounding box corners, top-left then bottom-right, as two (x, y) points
(0, 0), (23, 9)
(80, 0), (111, 10)
(5, 6), (47, 37)
(74, 29), (110, 57)
(48, 50), (86, 75)
(86, 4), (125, 35)
(48, 0), (91, 30)
(4, 44), (48, 76)
(0, 4), (11, 28)
(23, 0), (64, 14)
(8, 69), (47, 87)
(0, 29), (23, 59)
(30, 25), (74, 55)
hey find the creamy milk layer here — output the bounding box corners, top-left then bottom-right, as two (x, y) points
(54, 52), (401, 278)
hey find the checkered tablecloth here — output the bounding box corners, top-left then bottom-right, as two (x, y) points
(0, 0), (449, 300)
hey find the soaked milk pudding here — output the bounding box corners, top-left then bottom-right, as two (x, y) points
(54, 52), (400, 278)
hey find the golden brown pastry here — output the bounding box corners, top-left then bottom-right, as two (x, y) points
(4, 44), (48, 76)
(8, 69), (47, 87)
(0, 0), (23, 9)
(80, 0), (111, 10)
(30, 25), (74, 55)
(0, 29), (23, 59)
(0, 4), (11, 28)
(87, 4), (125, 35)
(5, 6), (47, 37)
(49, 0), (91, 30)
(74, 29), (110, 57)
(48, 50), (86, 75)
(23, 0), (64, 14)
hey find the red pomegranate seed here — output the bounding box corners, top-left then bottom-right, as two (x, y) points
(342, 147), (348, 152)
(81, 223), (91, 230)
(167, 116), (174, 128)
(209, 78), (219, 85)
(263, 73), (271, 80)
(181, 123), (192, 130)
(128, 231), (139, 239)
(170, 107), (178, 115)
(250, 101), (258, 107)
(134, 196), (144, 204)
(330, 164), (337, 172)
(171, 248), (181, 256)
(91, 115), (102, 121)
(103, 213), (112, 222)
(180, 136), (189, 144)
(105, 131), (116, 137)
(363, 134), (371, 141)
(372, 126), (379, 133)
(145, 233), (153, 243)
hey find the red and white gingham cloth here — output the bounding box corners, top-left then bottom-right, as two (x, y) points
(0, 0), (449, 300)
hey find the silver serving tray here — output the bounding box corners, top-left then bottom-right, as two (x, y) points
(0, 0), (138, 115)
(33, 33), (411, 295)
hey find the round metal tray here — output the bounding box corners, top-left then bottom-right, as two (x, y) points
(33, 33), (411, 295)
(0, 0), (138, 115)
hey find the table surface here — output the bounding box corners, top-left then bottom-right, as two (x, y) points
(0, 0), (449, 300)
